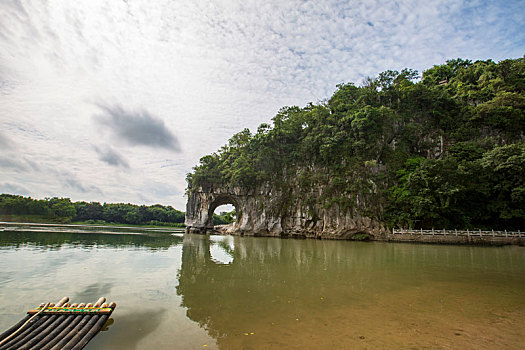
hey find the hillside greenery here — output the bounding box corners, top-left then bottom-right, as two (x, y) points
(0, 194), (185, 226)
(187, 57), (525, 230)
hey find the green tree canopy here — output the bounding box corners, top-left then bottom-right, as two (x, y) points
(187, 57), (525, 230)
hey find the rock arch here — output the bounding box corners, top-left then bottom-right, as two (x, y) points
(185, 187), (247, 234)
(185, 184), (386, 238)
(207, 194), (241, 228)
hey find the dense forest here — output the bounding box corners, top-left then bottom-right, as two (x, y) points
(187, 57), (525, 230)
(0, 194), (186, 226)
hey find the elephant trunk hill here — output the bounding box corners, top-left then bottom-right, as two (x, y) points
(186, 58), (525, 240)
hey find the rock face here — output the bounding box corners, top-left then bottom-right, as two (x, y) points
(185, 184), (388, 240)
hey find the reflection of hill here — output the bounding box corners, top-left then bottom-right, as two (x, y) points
(0, 231), (183, 250)
(176, 235), (396, 344)
(176, 235), (518, 348)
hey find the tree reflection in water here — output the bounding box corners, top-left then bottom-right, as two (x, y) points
(0, 230), (183, 250)
(176, 234), (391, 346)
(176, 234), (525, 349)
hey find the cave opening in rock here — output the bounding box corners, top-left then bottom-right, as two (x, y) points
(213, 204), (237, 225)
(207, 195), (240, 228)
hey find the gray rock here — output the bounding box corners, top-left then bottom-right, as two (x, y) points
(185, 184), (388, 240)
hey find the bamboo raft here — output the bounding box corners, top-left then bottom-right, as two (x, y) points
(0, 297), (116, 350)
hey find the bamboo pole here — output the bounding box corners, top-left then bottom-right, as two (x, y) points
(49, 298), (105, 350)
(0, 303), (44, 342)
(70, 302), (116, 350)
(0, 297), (68, 350)
(39, 304), (88, 350)
(61, 300), (108, 350)
(0, 315), (44, 350)
(47, 304), (94, 350)
(20, 303), (78, 350)
(0, 316), (32, 342)
(13, 302), (73, 350)
(32, 303), (84, 350)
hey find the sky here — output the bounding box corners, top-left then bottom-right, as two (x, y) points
(0, 0), (524, 211)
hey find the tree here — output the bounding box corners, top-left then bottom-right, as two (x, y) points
(48, 197), (76, 219)
(480, 142), (525, 227)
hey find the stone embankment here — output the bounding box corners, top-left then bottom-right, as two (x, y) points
(383, 229), (525, 246)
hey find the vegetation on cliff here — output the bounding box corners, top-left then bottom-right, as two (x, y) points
(187, 58), (525, 230)
(0, 194), (185, 226)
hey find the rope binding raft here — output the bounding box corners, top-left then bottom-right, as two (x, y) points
(27, 307), (114, 315)
(0, 296), (116, 350)
(0, 302), (51, 347)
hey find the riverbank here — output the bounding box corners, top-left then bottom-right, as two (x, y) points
(0, 221), (185, 234)
(191, 226), (525, 246)
(381, 233), (525, 246)
(3, 221), (523, 246)
(0, 215), (185, 229)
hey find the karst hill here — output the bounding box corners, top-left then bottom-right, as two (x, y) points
(186, 57), (525, 239)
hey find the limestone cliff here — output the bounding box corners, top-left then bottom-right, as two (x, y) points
(185, 183), (387, 240)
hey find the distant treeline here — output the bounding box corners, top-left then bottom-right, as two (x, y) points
(213, 210), (236, 225)
(0, 194), (185, 226)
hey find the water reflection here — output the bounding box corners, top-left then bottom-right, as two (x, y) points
(0, 229), (187, 350)
(1, 230), (524, 349)
(0, 231), (183, 250)
(208, 235), (234, 264)
(177, 234), (525, 349)
(81, 282), (115, 302)
(97, 308), (168, 350)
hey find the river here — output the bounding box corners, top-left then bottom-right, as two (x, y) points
(1, 228), (524, 349)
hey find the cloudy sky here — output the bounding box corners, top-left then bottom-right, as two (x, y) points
(0, 0), (523, 211)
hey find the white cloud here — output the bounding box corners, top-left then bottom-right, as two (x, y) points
(0, 0), (523, 209)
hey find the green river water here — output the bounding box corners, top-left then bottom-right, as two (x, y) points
(1, 227), (524, 349)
